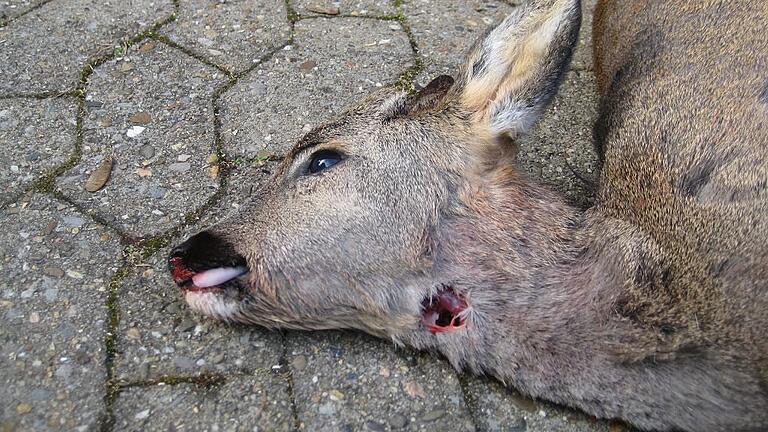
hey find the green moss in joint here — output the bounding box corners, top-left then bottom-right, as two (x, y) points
(285, 0), (301, 22)
(100, 265), (132, 432)
(135, 235), (172, 258)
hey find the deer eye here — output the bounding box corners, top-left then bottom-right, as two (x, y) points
(307, 149), (343, 174)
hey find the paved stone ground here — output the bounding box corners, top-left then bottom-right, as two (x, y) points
(0, 1), (623, 431)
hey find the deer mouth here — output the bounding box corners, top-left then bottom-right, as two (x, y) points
(169, 257), (249, 294)
(421, 286), (469, 334)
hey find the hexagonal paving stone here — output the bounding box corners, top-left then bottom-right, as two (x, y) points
(0, 0), (46, 22)
(294, 0), (397, 17)
(287, 331), (475, 431)
(403, 0), (514, 85)
(517, 69), (599, 208)
(0, 0), (174, 94)
(56, 40), (226, 238)
(219, 17), (412, 158)
(0, 194), (122, 432)
(0, 97), (77, 204)
(115, 248), (284, 382)
(463, 375), (614, 432)
(113, 375), (294, 432)
(162, 0), (291, 73)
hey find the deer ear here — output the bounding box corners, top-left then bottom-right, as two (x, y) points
(407, 75), (455, 113)
(379, 75), (456, 120)
(453, 0), (581, 139)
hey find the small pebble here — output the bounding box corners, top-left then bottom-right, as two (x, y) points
(43, 267), (65, 278)
(129, 112), (151, 125)
(307, 4), (339, 15)
(134, 409), (150, 420)
(16, 403), (32, 414)
(139, 144), (155, 159)
(43, 220), (58, 235)
(29, 312), (40, 323)
(329, 390), (344, 401)
(169, 162), (191, 173)
(420, 409), (445, 422)
(404, 381), (425, 399)
(138, 41), (155, 52)
(291, 355), (307, 371)
(389, 414), (408, 429)
(96, 116), (112, 127)
(66, 270), (84, 279)
(126, 126), (145, 138)
(299, 60), (317, 72)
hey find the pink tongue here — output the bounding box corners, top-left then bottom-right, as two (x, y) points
(192, 266), (248, 288)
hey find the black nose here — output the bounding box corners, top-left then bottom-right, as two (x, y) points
(169, 231), (246, 275)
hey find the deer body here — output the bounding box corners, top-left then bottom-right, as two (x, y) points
(169, 0), (768, 430)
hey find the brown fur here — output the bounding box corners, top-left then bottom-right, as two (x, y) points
(171, 0), (768, 430)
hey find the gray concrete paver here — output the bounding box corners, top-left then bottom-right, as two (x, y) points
(287, 331), (476, 431)
(0, 193), (121, 431)
(56, 40), (226, 238)
(517, 69), (599, 208)
(113, 375), (294, 432)
(219, 17), (412, 158)
(0, 97), (77, 204)
(465, 376), (613, 432)
(294, 0), (397, 17)
(0, 0), (175, 94)
(115, 248), (284, 382)
(162, 0), (291, 73)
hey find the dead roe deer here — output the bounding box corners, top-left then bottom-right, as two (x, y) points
(168, 0), (768, 430)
